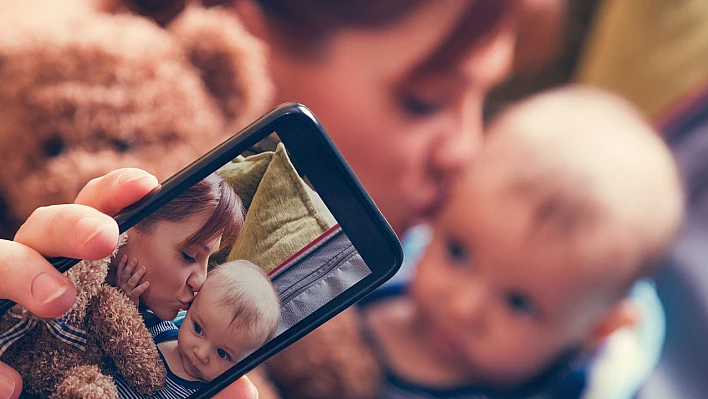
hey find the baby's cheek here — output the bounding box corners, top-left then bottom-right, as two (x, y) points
(506, 339), (561, 379)
(207, 363), (232, 382)
(411, 256), (444, 298)
(481, 319), (545, 374)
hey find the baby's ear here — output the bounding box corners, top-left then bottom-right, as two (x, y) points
(585, 299), (640, 350)
(168, 5), (273, 132)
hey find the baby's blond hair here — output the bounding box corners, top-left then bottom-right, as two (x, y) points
(206, 260), (280, 343)
(482, 85), (685, 297)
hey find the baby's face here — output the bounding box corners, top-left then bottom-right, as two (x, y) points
(177, 283), (263, 382)
(410, 167), (620, 388)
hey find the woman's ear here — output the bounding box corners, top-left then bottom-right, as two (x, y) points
(584, 299), (640, 350)
(231, 0), (269, 41)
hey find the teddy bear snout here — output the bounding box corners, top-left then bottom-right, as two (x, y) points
(44, 136), (66, 158)
(110, 138), (134, 153)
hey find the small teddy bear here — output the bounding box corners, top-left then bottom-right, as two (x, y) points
(0, 236), (165, 398)
(0, 0), (272, 239)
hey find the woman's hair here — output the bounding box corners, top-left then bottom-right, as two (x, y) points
(134, 173), (244, 251)
(254, 0), (516, 71)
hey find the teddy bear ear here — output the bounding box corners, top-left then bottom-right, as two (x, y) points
(168, 5), (273, 132)
(96, 0), (189, 27)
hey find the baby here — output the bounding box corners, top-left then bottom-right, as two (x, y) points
(362, 86), (684, 398)
(116, 259), (280, 396)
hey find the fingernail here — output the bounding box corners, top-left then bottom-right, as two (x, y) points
(74, 216), (114, 247)
(32, 273), (70, 306)
(0, 372), (15, 399)
(117, 170), (154, 185)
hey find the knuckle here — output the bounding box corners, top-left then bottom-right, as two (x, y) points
(84, 176), (102, 192)
(28, 205), (53, 220)
(15, 206), (57, 243)
(20, 206), (53, 230)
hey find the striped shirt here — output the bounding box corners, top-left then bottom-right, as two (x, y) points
(115, 309), (206, 399)
(357, 285), (588, 399)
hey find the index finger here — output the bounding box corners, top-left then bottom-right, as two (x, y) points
(74, 168), (159, 215)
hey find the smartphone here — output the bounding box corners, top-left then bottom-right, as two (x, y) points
(0, 103), (403, 398)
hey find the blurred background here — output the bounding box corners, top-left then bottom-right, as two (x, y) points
(500, 2), (708, 398)
(1, 0), (707, 398)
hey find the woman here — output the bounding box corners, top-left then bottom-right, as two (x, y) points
(109, 173), (242, 322)
(0, 0), (563, 397)
(106, 173), (246, 397)
(234, 0), (516, 236)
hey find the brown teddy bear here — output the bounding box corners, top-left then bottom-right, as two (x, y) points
(0, 0), (272, 239)
(0, 236), (165, 398)
(264, 311), (382, 399)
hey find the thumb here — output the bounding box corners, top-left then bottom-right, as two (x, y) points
(212, 376), (258, 399)
(0, 361), (22, 399)
(0, 240), (76, 319)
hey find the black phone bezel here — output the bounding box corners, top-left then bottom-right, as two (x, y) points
(0, 103), (402, 398)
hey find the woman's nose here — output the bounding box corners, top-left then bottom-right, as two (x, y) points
(431, 97), (484, 182)
(187, 263), (208, 293)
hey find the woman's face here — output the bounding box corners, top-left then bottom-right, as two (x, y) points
(120, 212), (221, 320)
(261, 0), (516, 235)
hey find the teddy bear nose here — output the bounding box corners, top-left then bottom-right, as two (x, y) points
(110, 138), (133, 153)
(133, 0), (184, 13)
(44, 136), (66, 158)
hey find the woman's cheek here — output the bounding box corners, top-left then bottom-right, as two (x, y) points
(139, 286), (155, 306)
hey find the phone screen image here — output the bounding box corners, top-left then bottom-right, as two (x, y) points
(0, 105), (401, 399)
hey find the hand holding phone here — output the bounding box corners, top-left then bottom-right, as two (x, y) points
(0, 169), (262, 399)
(0, 104), (402, 399)
(3, 169), (158, 319)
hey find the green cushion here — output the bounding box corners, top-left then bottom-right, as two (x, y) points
(219, 143), (335, 273)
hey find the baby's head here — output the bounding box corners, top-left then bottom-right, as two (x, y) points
(178, 260), (280, 382)
(411, 86), (684, 389)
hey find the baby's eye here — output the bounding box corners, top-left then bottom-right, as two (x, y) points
(399, 93), (444, 118)
(182, 252), (196, 264)
(445, 239), (470, 265)
(193, 322), (203, 335)
(505, 292), (536, 317)
(217, 349), (230, 360)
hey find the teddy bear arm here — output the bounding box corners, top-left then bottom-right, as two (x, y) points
(54, 364), (119, 399)
(88, 286), (166, 395)
(266, 310), (383, 399)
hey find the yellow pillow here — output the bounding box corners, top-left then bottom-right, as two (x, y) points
(219, 143), (336, 273)
(575, 0), (708, 117)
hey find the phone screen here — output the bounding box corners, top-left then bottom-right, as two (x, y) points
(0, 105), (401, 399)
(114, 133), (371, 397)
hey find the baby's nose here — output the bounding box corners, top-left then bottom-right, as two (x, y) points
(450, 286), (487, 325)
(194, 346), (210, 364)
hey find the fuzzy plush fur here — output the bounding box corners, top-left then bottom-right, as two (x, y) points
(0, 236), (165, 398)
(0, 0), (271, 239)
(262, 311), (381, 399)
